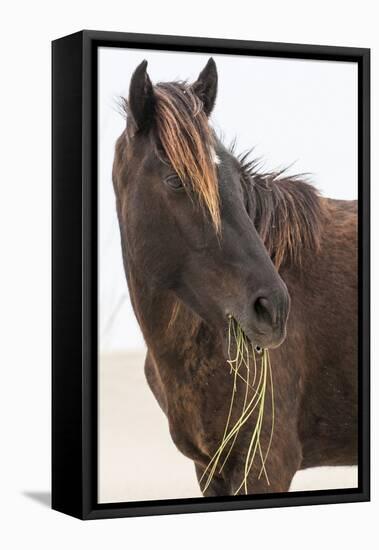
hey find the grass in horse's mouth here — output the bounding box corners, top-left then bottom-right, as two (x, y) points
(200, 316), (275, 495)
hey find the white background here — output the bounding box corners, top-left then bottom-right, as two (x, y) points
(0, 1), (376, 549)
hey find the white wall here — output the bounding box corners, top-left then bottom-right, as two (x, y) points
(1, 1), (376, 549)
(99, 49), (357, 351)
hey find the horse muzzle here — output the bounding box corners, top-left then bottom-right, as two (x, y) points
(241, 285), (291, 349)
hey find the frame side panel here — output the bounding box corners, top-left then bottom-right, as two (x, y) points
(359, 49), (370, 500)
(52, 32), (84, 519)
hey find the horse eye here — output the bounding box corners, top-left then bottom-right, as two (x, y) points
(165, 174), (183, 190)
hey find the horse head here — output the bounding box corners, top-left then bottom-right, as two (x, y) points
(113, 58), (290, 350)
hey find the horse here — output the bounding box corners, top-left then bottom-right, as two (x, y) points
(112, 58), (357, 496)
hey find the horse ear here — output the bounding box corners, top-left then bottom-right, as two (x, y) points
(128, 60), (155, 132)
(192, 58), (218, 116)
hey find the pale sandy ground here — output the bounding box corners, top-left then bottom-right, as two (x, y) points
(98, 352), (357, 503)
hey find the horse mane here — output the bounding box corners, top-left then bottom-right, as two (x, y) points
(150, 82), (323, 268)
(238, 151), (324, 269)
(121, 81), (323, 269)
(123, 81), (221, 231)
(154, 82), (220, 230)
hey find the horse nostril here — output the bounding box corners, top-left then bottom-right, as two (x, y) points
(254, 296), (277, 327)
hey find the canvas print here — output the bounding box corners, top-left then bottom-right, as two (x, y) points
(98, 48), (358, 503)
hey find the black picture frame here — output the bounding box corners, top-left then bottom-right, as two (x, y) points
(52, 30), (370, 520)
